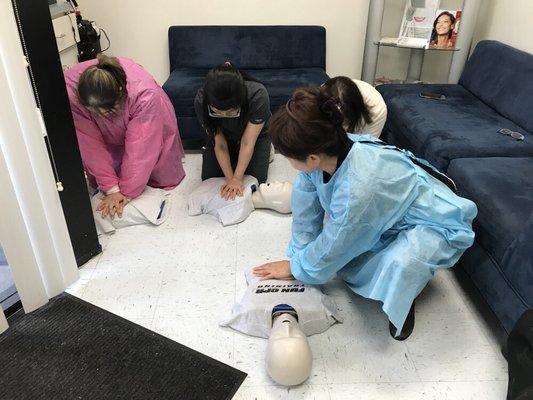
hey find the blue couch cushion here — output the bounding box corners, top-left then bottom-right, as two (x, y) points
(244, 68), (329, 110)
(162, 68), (207, 117)
(377, 83), (533, 171)
(447, 157), (533, 305)
(501, 213), (533, 308)
(459, 40), (533, 133)
(168, 26), (326, 71)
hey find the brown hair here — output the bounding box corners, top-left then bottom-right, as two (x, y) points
(321, 76), (372, 132)
(77, 54), (127, 112)
(269, 87), (349, 161)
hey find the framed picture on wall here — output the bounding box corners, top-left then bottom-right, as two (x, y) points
(429, 9), (462, 48)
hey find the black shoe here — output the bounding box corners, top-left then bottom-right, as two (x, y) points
(389, 301), (415, 341)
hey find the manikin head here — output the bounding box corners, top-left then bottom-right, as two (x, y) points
(266, 313), (312, 386)
(252, 181), (293, 214)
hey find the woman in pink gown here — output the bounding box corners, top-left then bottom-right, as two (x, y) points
(64, 54), (185, 218)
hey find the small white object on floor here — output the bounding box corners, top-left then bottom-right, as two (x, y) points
(188, 176), (258, 226)
(91, 186), (171, 235)
(220, 268), (342, 338)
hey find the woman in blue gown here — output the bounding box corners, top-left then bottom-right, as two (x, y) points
(253, 88), (477, 340)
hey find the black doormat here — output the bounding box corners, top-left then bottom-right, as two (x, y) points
(0, 293), (246, 400)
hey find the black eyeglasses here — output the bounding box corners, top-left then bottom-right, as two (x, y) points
(498, 128), (524, 141)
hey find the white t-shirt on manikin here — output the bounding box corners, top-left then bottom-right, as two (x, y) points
(352, 79), (387, 138)
(188, 176), (258, 226)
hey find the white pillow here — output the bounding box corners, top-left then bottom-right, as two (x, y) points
(220, 269), (342, 338)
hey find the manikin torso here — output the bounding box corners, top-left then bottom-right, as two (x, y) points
(188, 177), (293, 225)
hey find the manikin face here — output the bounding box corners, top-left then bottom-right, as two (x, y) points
(255, 181), (293, 214)
(269, 314), (307, 341)
(266, 313), (312, 386)
(435, 14), (454, 36)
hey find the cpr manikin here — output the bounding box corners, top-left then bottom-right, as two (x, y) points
(251, 181), (293, 214)
(266, 307), (313, 386)
(188, 176), (293, 226)
(221, 270), (341, 386)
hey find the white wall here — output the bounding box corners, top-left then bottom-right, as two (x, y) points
(472, 0), (533, 55)
(77, 0), (532, 85)
(78, 0), (370, 84)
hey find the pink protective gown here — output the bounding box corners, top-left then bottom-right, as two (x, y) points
(65, 57), (185, 199)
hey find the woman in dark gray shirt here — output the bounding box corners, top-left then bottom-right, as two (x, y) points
(194, 63), (271, 200)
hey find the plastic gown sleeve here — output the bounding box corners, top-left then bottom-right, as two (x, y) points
(71, 103), (119, 192)
(287, 173), (325, 258)
(290, 166), (419, 285)
(119, 93), (164, 199)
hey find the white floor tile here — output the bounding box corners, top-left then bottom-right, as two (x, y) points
(446, 270), (507, 350)
(236, 211), (292, 268)
(151, 316), (234, 366)
(173, 154), (203, 196)
(415, 269), (470, 315)
(327, 380), (508, 400)
(234, 384), (331, 400)
(315, 317), (420, 384)
(80, 267), (163, 320)
(128, 318), (154, 330)
(154, 265), (235, 321)
(97, 233), (111, 251)
(65, 254), (101, 296)
(426, 380), (508, 400)
(405, 312), (508, 381)
(96, 225), (237, 272)
(328, 382), (427, 400)
(66, 152), (509, 399)
(64, 278), (90, 298)
(233, 333), (328, 387)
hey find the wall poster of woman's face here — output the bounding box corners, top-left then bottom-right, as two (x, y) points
(429, 9), (462, 49)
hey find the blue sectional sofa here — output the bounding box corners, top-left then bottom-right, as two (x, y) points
(377, 40), (533, 333)
(162, 25), (329, 146)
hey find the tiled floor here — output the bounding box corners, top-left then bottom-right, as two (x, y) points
(66, 153), (508, 400)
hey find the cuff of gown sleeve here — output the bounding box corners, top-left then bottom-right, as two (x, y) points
(105, 185), (120, 195)
(287, 245), (295, 259)
(289, 255), (311, 284)
(290, 254), (327, 285)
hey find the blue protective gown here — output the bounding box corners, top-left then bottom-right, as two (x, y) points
(288, 134), (477, 333)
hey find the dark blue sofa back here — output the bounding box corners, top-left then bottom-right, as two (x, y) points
(459, 40), (533, 133)
(168, 25), (326, 71)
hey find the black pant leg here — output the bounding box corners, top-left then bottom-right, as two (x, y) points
(243, 133), (271, 183)
(201, 144), (224, 181)
(201, 139), (240, 180)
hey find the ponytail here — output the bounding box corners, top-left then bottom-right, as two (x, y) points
(77, 54), (127, 112)
(321, 76), (372, 132)
(270, 88), (349, 161)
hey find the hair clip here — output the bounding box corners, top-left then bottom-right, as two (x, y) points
(320, 97), (344, 125)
